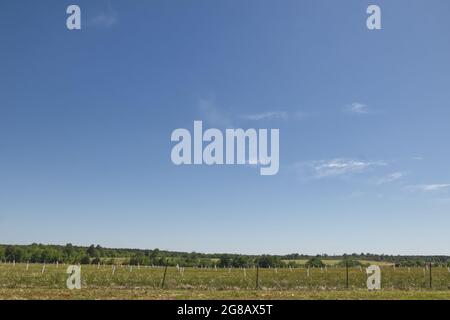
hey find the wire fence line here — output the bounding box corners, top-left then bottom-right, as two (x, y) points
(1, 262), (450, 291)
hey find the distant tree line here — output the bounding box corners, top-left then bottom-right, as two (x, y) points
(0, 244), (449, 268)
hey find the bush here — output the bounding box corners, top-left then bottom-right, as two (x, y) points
(92, 257), (101, 265)
(80, 256), (91, 265)
(306, 257), (325, 268)
(256, 255), (281, 268)
(337, 259), (361, 267)
(130, 254), (150, 266)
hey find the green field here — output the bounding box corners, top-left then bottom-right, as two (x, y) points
(0, 263), (449, 300)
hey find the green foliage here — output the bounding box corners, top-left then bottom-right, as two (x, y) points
(80, 256), (91, 265)
(86, 245), (97, 258)
(306, 257), (325, 268)
(129, 253), (150, 266)
(0, 243), (449, 268)
(338, 258), (361, 267)
(256, 255), (281, 268)
(218, 255), (232, 267)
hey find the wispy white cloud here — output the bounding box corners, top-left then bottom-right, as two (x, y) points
(313, 158), (386, 178)
(375, 172), (405, 185)
(408, 184), (450, 192)
(240, 111), (288, 121)
(344, 102), (370, 115)
(88, 11), (118, 28)
(293, 158), (387, 179)
(198, 97), (305, 124)
(239, 110), (306, 121)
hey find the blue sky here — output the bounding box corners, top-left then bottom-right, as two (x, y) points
(1, 0), (450, 255)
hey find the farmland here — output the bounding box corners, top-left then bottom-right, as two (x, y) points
(1, 263), (449, 300)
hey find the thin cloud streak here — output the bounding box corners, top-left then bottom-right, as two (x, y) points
(240, 111), (288, 121)
(292, 158), (387, 179)
(345, 102), (370, 114)
(87, 10), (118, 28)
(375, 172), (405, 185)
(407, 184), (450, 192)
(313, 158), (387, 178)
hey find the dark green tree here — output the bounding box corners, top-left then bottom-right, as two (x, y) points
(306, 257), (325, 268)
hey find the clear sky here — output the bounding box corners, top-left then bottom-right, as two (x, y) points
(1, 0), (450, 255)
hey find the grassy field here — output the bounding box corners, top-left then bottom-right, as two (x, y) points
(0, 263), (449, 300)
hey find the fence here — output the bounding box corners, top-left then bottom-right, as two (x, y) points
(1, 262), (449, 291)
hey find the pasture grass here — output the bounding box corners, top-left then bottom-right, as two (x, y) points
(0, 263), (449, 300)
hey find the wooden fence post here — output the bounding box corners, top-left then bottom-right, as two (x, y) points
(346, 260), (349, 289)
(256, 265), (260, 290)
(161, 264), (168, 289)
